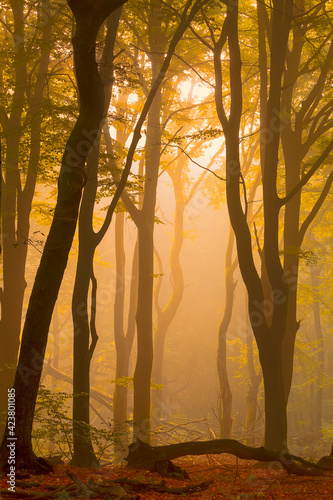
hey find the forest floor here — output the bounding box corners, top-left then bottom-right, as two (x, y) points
(1, 455), (333, 499)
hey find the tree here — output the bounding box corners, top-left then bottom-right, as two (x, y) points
(278, 0), (333, 405)
(105, 0), (210, 443)
(216, 120), (261, 440)
(208, 0), (333, 450)
(152, 108), (223, 432)
(71, 7), (123, 467)
(0, 0), (127, 472)
(0, 0), (60, 432)
(105, 92), (140, 459)
(209, 0), (291, 450)
(126, 436), (328, 476)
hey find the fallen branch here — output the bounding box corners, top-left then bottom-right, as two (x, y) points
(66, 472), (210, 498)
(101, 477), (213, 495)
(126, 438), (328, 476)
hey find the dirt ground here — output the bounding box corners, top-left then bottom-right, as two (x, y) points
(1, 455), (332, 499)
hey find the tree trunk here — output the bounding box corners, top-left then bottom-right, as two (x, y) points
(310, 264), (324, 436)
(258, 339), (287, 451)
(0, 0), (126, 472)
(244, 321), (262, 445)
(126, 438), (324, 476)
(70, 7), (123, 467)
(280, 5), (333, 406)
(0, 0), (52, 435)
(152, 163), (185, 429)
(133, 2), (164, 440)
(109, 0), (206, 444)
(71, 234), (98, 466)
(113, 215), (138, 459)
(217, 225), (236, 438)
(134, 221), (156, 441)
(213, 0), (292, 451)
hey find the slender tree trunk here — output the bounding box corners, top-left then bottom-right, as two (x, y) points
(280, 41), (303, 401)
(152, 169), (185, 429)
(117, 0), (208, 443)
(133, 4), (164, 440)
(310, 264), (324, 436)
(113, 215), (138, 458)
(0, 0), (27, 417)
(111, 92), (139, 458)
(113, 211), (127, 443)
(217, 226), (235, 438)
(134, 221), (156, 441)
(71, 226), (98, 466)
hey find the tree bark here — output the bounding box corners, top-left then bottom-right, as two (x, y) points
(244, 320), (262, 445)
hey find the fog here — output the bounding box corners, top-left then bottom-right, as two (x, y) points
(24, 160), (332, 460)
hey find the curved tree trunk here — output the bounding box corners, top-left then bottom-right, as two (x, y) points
(101, 0), (206, 444)
(130, 0), (207, 442)
(111, 94), (140, 459)
(217, 225), (236, 438)
(151, 166), (185, 430)
(71, 161), (99, 466)
(213, 0), (292, 450)
(71, 7), (123, 467)
(126, 437), (325, 476)
(280, 29), (333, 405)
(151, 133), (223, 437)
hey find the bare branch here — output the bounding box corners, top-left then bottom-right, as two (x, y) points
(163, 142), (226, 181)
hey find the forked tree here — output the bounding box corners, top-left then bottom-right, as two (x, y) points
(209, 0), (333, 450)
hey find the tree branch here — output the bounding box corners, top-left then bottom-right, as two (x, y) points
(299, 170), (333, 243)
(279, 139), (333, 206)
(96, 0), (207, 244)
